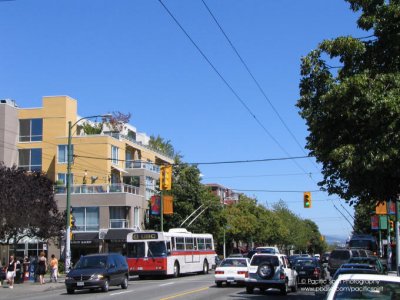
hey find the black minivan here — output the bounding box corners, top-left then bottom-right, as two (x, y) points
(65, 253), (129, 294)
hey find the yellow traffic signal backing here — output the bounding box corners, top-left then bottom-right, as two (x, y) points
(304, 192), (312, 208)
(160, 165), (172, 190)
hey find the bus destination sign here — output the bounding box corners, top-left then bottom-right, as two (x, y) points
(131, 233), (158, 240)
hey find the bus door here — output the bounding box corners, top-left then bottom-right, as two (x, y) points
(185, 237), (194, 263)
(193, 238), (200, 263)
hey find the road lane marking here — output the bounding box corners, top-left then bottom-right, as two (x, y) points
(159, 282), (175, 287)
(160, 286), (209, 300)
(110, 290), (134, 296)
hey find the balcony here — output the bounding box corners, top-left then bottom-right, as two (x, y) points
(55, 183), (139, 195)
(109, 219), (129, 229)
(125, 160), (160, 173)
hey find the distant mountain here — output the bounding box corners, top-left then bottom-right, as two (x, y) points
(325, 234), (349, 246)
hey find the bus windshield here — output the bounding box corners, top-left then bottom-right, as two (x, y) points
(349, 240), (376, 251)
(148, 241), (167, 257)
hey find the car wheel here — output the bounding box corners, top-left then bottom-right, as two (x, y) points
(280, 281), (288, 295)
(216, 281), (222, 287)
(257, 262), (274, 279)
(121, 276), (128, 289)
(67, 288), (75, 294)
(202, 260), (209, 274)
(101, 279), (109, 292)
(246, 286), (254, 294)
(173, 262), (180, 278)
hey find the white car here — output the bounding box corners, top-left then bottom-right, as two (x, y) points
(214, 257), (250, 287)
(255, 246), (280, 254)
(245, 253), (297, 295)
(325, 273), (400, 300)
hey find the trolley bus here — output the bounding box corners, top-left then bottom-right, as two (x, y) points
(126, 228), (216, 278)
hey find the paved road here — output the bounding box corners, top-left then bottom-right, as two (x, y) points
(0, 273), (322, 300)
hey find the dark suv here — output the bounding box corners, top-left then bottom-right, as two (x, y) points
(328, 249), (359, 276)
(65, 253), (129, 294)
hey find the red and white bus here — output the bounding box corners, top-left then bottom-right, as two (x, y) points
(126, 228), (216, 278)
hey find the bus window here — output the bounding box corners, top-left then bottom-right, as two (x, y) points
(197, 238), (205, 250)
(166, 241), (171, 255)
(176, 237), (185, 250)
(127, 242), (145, 258)
(205, 238), (212, 250)
(148, 241), (167, 257)
(185, 238), (194, 250)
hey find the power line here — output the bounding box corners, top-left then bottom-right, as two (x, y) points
(200, 0), (319, 171)
(233, 189), (322, 193)
(203, 172), (317, 179)
(157, 0), (311, 176)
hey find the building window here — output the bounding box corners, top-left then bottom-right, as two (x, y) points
(134, 207), (139, 227)
(19, 119), (43, 142)
(58, 145), (73, 164)
(111, 146), (119, 165)
(58, 173), (73, 185)
(18, 148), (42, 171)
(72, 207), (99, 231)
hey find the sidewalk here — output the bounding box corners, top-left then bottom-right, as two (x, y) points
(0, 274), (66, 297)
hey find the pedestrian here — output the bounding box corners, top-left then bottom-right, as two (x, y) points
(49, 254), (58, 283)
(6, 255), (17, 289)
(36, 252), (47, 284)
(15, 258), (22, 284)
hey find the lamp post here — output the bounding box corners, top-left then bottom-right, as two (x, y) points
(65, 114), (111, 272)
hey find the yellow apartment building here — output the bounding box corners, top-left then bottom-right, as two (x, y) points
(0, 96), (173, 263)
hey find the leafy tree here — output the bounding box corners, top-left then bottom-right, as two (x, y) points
(0, 164), (64, 247)
(353, 201), (375, 234)
(106, 111), (131, 132)
(304, 219), (328, 254)
(297, 0), (400, 205)
(79, 122), (103, 135)
(149, 135), (177, 158)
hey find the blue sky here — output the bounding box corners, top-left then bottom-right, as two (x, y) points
(0, 0), (365, 238)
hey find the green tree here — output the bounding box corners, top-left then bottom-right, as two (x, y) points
(353, 201), (375, 234)
(297, 0), (400, 205)
(149, 135), (177, 158)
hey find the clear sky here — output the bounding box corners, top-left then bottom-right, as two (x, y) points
(0, 0), (365, 239)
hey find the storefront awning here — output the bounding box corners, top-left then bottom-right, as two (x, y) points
(71, 232), (99, 245)
(104, 229), (134, 242)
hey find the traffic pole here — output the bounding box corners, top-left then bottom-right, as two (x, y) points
(396, 197), (400, 276)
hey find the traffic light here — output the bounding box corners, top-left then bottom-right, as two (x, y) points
(160, 165), (172, 190)
(303, 192), (312, 208)
(390, 220), (394, 232)
(69, 208), (76, 230)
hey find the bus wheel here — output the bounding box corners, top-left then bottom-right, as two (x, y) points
(173, 262), (180, 278)
(202, 260), (209, 274)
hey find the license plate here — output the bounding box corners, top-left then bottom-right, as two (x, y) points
(77, 281), (84, 287)
(227, 277), (235, 282)
(299, 271), (306, 275)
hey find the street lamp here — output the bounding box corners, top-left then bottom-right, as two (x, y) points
(65, 114), (111, 271)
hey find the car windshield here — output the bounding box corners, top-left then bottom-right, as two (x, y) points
(295, 259), (315, 267)
(251, 255), (279, 267)
(148, 241), (167, 257)
(333, 279), (400, 299)
(330, 251), (350, 260)
(220, 259), (247, 267)
(75, 256), (107, 269)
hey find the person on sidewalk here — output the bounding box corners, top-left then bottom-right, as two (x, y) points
(36, 252), (47, 285)
(6, 255), (17, 289)
(49, 254), (58, 283)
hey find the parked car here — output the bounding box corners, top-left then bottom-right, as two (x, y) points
(327, 249), (359, 275)
(214, 257), (250, 287)
(332, 263), (379, 280)
(288, 254), (301, 265)
(245, 253), (297, 295)
(65, 253), (129, 294)
(294, 258), (325, 285)
(324, 273), (400, 300)
(348, 256), (387, 274)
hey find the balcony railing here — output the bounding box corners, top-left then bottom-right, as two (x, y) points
(125, 160), (160, 173)
(55, 183), (139, 195)
(109, 219), (129, 229)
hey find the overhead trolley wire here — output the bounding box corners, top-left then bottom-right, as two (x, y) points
(157, 0), (311, 176)
(200, 0), (319, 171)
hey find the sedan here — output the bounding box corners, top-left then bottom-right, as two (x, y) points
(325, 273), (400, 300)
(294, 258), (325, 286)
(214, 257), (250, 287)
(332, 263), (378, 280)
(348, 256), (386, 274)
